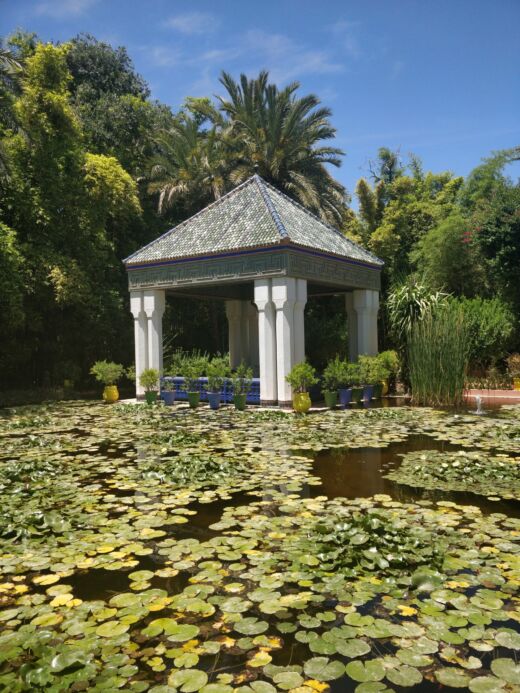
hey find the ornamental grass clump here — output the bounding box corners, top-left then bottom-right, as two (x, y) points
(407, 304), (469, 406)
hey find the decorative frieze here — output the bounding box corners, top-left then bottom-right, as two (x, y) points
(286, 251), (381, 291)
(127, 248), (380, 291)
(128, 251), (288, 289)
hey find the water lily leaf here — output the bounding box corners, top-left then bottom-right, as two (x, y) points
(495, 630), (520, 650)
(395, 649), (432, 667)
(345, 660), (385, 683)
(250, 683), (277, 693)
(336, 639), (371, 658)
(386, 665), (422, 687)
(273, 671), (304, 689)
(95, 620), (129, 637)
(490, 658), (520, 685)
(469, 676), (506, 692)
(50, 650), (90, 672)
(247, 651), (272, 667)
(354, 684), (391, 693)
(166, 624), (200, 642)
(234, 618), (269, 635)
(168, 669), (208, 692)
(434, 668), (471, 688)
(304, 657), (345, 681)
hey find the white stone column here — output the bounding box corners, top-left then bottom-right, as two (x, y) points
(293, 279), (307, 365)
(225, 300), (243, 369)
(130, 290), (147, 398)
(345, 293), (358, 362)
(272, 277), (297, 406)
(254, 279), (277, 404)
(353, 289), (379, 356)
(143, 289), (166, 374)
(246, 302), (259, 372)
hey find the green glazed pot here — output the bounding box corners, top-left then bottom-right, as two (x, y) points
(233, 394), (247, 410)
(351, 386), (363, 404)
(145, 391), (157, 405)
(187, 392), (200, 409)
(323, 390), (338, 409)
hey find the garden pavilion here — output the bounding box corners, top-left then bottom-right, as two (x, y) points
(124, 175), (383, 405)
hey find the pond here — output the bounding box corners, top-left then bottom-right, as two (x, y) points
(0, 400), (519, 692)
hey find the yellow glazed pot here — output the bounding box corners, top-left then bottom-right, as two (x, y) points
(514, 378), (520, 391)
(103, 385), (119, 403)
(381, 379), (389, 396)
(293, 392), (311, 413)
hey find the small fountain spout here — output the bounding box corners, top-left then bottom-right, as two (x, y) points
(475, 395), (484, 415)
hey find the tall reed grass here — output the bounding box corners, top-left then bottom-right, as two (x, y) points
(407, 305), (469, 407)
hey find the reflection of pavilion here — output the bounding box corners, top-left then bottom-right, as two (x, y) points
(125, 175), (383, 404)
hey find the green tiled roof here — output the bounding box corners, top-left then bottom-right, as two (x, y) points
(124, 175), (383, 267)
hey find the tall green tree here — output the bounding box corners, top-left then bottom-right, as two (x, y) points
(65, 35), (173, 177)
(0, 42), (143, 387)
(410, 213), (486, 296)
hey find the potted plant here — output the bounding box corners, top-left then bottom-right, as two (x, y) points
(286, 361), (318, 413)
(368, 358), (387, 399)
(139, 368), (160, 404)
(322, 357), (342, 409)
(232, 362), (253, 410)
(358, 356), (375, 402)
(337, 359), (353, 408)
(349, 363), (364, 404)
(90, 361), (125, 403)
(507, 354), (520, 391)
(377, 350), (400, 395)
(183, 362), (202, 409)
(206, 357), (229, 410)
(161, 378), (176, 406)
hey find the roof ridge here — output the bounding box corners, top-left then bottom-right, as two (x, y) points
(252, 174), (288, 240)
(260, 178), (383, 266)
(123, 176), (258, 264)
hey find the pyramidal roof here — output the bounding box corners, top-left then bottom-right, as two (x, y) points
(124, 175), (383, 267)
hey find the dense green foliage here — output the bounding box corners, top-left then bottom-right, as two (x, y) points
(0, 31), (518, 394)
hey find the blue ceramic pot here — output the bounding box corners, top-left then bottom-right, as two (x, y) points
(363, 384), (374, 402)
(338, 388), (352, 408)
(162, 391), (175, 406)
(207, 392), (221, 410)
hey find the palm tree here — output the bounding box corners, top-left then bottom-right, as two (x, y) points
(147, 71), (348, 226)
(216, 70), (347, 225)
(147, 115), (230, 219)
(0, 46), (21, 80)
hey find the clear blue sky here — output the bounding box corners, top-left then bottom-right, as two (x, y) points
(2, 0), (519, 198)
